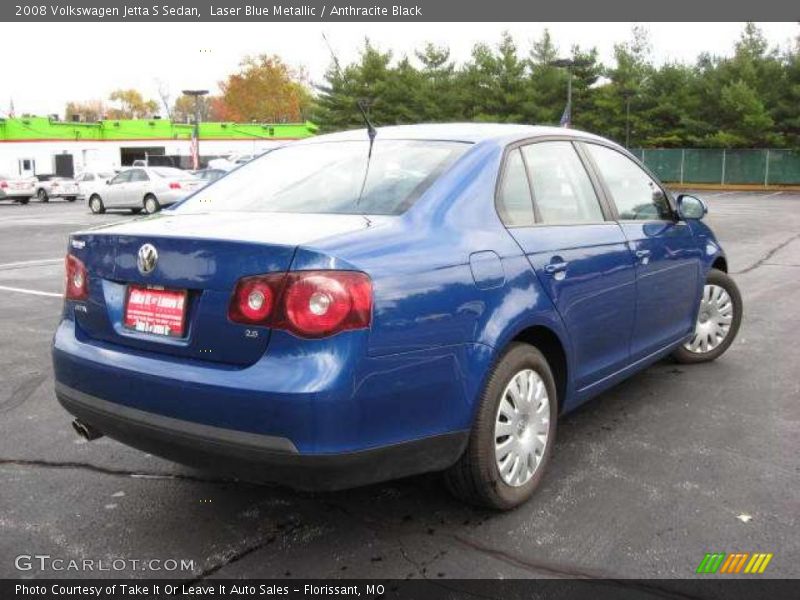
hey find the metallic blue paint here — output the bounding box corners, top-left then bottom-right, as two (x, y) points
(52, 124), (728, 482)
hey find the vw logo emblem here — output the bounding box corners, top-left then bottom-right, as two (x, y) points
(137, 243), (158, 275)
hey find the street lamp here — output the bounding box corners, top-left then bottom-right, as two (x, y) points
(621, 89), (636, 148)
(547, 58), (592, 127)
(181, 89), (209, 170)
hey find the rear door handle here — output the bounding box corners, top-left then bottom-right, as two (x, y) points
(635, 249), (651, 259)
(544, 261), (569, 274)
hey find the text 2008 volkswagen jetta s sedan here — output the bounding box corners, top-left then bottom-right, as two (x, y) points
(53, 124), (742, 509)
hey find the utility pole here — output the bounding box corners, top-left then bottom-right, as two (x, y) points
(547, 58), (592, 127)
(622, 89), (635, 148)
(182, 89), (209, 170)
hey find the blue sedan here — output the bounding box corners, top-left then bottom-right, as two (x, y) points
(52, 124), (742, 509)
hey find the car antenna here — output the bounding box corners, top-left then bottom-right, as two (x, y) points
(322, 33), (377, 156)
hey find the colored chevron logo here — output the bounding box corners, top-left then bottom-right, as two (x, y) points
(696, 552), (773, 574)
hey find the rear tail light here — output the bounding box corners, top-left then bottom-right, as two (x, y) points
(228, 271), (372, 338)
(0, 181), (7, 189)
(65, 254), (88, 300)
(169, 182), (182, 189)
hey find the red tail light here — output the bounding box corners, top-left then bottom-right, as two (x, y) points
(228, 271), (372, 338)
(169, 182), (182, 189)
(0, 181), (7, 189)
(65, 254), (88, 300)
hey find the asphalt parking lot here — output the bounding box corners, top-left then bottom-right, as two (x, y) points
(0, 192), (798, 581)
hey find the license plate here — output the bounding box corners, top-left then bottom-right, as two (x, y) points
(124, 286), (187, 337)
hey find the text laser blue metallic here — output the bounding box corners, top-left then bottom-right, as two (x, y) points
(52, 124), (743, 509)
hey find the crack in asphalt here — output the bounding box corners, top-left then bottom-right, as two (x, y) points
(0, 372), (46, 413)
(732, 232), (800, 274)
(0, 458), (240, 485)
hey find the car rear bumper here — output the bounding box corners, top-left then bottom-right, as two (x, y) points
(56, 382), (467, 491)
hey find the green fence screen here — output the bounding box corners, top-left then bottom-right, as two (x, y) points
(632, 148), (800, 186)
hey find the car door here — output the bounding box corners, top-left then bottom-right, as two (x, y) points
(498, 140), (637, 392)
(582, 143), (702, 361)
(127, 169), (151, 207)
(104, 170), (132, 207)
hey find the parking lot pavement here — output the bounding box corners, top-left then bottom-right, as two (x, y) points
(0, 193), (798, 580)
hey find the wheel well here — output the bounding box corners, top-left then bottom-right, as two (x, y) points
(512, 326), (567, 413)
(712, 256), (728, 272)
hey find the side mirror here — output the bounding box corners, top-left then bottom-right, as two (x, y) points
(676, 194), (707, 220)
(106, 179), (112, 185)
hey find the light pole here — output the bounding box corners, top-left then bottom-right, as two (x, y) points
(622, 89), (635, 148)
(182, 89), (208, 170)
(547, 58), (592, 127)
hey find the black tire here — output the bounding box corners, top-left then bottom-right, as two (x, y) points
(143, 194), (160, 214)
(444, 342), (558, 510)
(89, 195), (105, 214)
(37, 189), (49, 203)
(672, 269), (743, 364)
(66, 196), (77, 202)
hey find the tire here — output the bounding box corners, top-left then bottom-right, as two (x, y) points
(37, 189), (49, 202)
(143, 194), (160, 214)
(445, 342), (558, 510)
(672, 269), (742, 364)
(66, 196), (77, 202)
(89, 195), (105, 214)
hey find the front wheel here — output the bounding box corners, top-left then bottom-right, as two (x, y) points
(445, 343), (558, 510)
(37, 189), (48, 202)
(88, 195), (105, 214)
(143, 194), (160, 214)
(672, 269), (742, 364)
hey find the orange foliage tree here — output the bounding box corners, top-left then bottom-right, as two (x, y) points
(216, 54), (312, 123)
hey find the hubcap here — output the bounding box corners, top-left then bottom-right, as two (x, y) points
(494, 369), (550, 487)
(684, 284), (734, 354)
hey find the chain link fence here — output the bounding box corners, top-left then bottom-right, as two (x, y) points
(631, 148), (800, 186)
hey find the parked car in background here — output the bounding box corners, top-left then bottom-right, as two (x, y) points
(74, 170), (117, 202)
(192, 168), (227, 186)
(34, 174), (80, 202)
(0, 173), (36, 204)
(208, 153), (256, 171)
(53, 124), (743, 510)
(87, 167), (203, 214)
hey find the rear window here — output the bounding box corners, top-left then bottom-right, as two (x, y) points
(175, 140), (470, 216)
(151, 167), (191, 179)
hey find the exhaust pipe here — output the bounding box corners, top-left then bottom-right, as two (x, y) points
(72, 419), (104, 441)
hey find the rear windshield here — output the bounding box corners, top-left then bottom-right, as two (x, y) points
(152, 167), (192, 179)
(175, 140), (470, 216)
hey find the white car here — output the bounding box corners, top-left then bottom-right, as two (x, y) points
(0, 174), (37, 204)
(34, 174), (80, 202)
(207, 153), (256, 171)
(74, 170), (117, 202)
(87, 167), (203, 214)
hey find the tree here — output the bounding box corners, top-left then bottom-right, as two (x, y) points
(107, 89), (159, 119)
(64, 100), (106, 122)
(217, 54), (312, 122)
(172, 94), (221, 123)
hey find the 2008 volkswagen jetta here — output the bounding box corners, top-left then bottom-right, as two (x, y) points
(53, 124), (742, 509)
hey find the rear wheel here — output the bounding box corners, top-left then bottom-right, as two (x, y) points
(89, 195), (105, 214)
(37, 189), (49, 202)
(445, 342), (557, 510)
(672, 269), (742, 364)
(144, 194), (160, 214)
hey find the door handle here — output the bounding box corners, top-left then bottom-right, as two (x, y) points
(635, 249), (651, 259)
(544, 261), (569, 274)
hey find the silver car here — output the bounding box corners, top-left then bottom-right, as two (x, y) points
(34, 174), (81, 202)
(88, 167), (203, 214)
(0, 173), (37, 204)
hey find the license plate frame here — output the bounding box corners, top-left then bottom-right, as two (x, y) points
(123, 285), (188, 338)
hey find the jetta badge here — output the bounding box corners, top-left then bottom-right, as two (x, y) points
(137, 243), (158, 275)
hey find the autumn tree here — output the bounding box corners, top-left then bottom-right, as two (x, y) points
(107, 89), (159, 119)
(64, 100), (106, 122)
(217, 54), (312, 122)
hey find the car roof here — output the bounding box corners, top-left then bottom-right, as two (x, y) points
(299, 123), (610, 146)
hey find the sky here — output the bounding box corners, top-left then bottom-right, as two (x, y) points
(1, 22), (797, 117)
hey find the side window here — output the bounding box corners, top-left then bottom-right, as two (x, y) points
(586, 144), (672, 221)
(83, 173), (94, 182)
(110, 170), (131, 185)
(522, 142), (604, 224)
(496, 149), (534, 227)
(129, 169), (149, 182)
